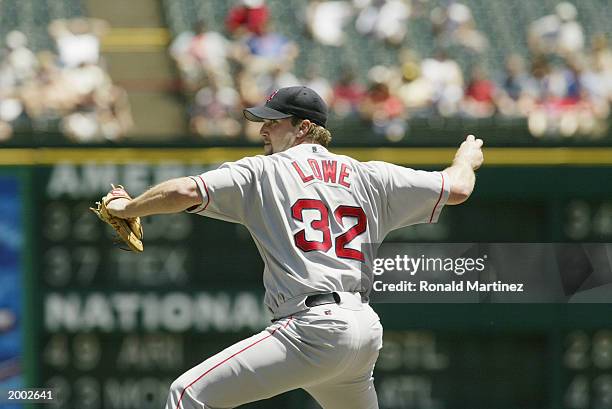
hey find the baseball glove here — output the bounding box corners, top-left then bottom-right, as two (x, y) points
(90, 184), (144, 252)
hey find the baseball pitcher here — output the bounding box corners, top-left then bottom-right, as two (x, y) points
(103, 86), (484, 409)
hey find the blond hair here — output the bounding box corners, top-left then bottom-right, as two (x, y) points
(292, 117), (332, 147)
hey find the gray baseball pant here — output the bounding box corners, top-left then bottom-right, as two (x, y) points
(165, 302), (383, 409)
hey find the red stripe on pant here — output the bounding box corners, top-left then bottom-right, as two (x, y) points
(174, 317), (294, 409)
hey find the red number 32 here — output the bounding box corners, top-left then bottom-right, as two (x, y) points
(291, 199), (367, 262)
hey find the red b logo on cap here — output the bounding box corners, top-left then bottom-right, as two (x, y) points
(266, 89), (279, 102)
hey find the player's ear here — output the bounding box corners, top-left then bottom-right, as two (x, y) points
(298, 119), (312, 137)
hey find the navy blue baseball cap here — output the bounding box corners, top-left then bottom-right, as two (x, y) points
(244, 86), (328, 127)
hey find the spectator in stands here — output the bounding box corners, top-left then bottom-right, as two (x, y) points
(235, 66), (266, 141)
(190, 79), (242, 139)
(430, 2), (488, 54)
(396, 51), (435, 117)
(528, 2), (584, 57)
(226, 0), (269, 38)
(238, 21), (299, 75)
(581, 36), (612, 135)
(0, 31), (36, 138)
(48, 18), (109, 68)
(60, 112), (100, 141)
(527, 57), (548, 104)
(0, 58), (15, 95)
(563, 56), (610, 130)
(359, 65), (407, 141)
(495, 54), (537, 117)
(65, 61), (111, 101)
(530, 57), (579, 105)
(169, 25), (200, 91)
(354, 0), (412, 46)
(169, 20), (233, 91)
(20, 51), (71, 122)
(0, 72), (22, 139)
(562, 58), (584, 102)
(331, 68), (365, 118)
(3, 31), (38, 85)
(587, 34), (612, 104)
(58, 61), (132, 141)
(462, 65), (496, 118)
(306, 0), (353, 47)
(0, 96), (22, 140)
(421, 50), (464, 116)
(590, 34), (612, 78)
(244, 22), (298, 61)
(500, 55), (535, 101)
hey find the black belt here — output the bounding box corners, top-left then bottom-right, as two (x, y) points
(305, 292), (341, 307)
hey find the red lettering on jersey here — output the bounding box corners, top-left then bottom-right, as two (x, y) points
(292, 161), (314, 183)
(307, 159), (322, 180)
(321, 160), (337, 183)
(338, 164), (351, 188)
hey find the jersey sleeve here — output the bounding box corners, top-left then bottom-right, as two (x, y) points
(364, 161), (451, 233)
(186, 156), (264, 224)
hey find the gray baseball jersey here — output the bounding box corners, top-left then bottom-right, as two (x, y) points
(167, 143), (449, 409)
(188, 143), (449, 314)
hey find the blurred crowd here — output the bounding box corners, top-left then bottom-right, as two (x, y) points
(170, 0), (612, 141)
(0, 18), (132, 142)
(169, 0), (300, 140)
